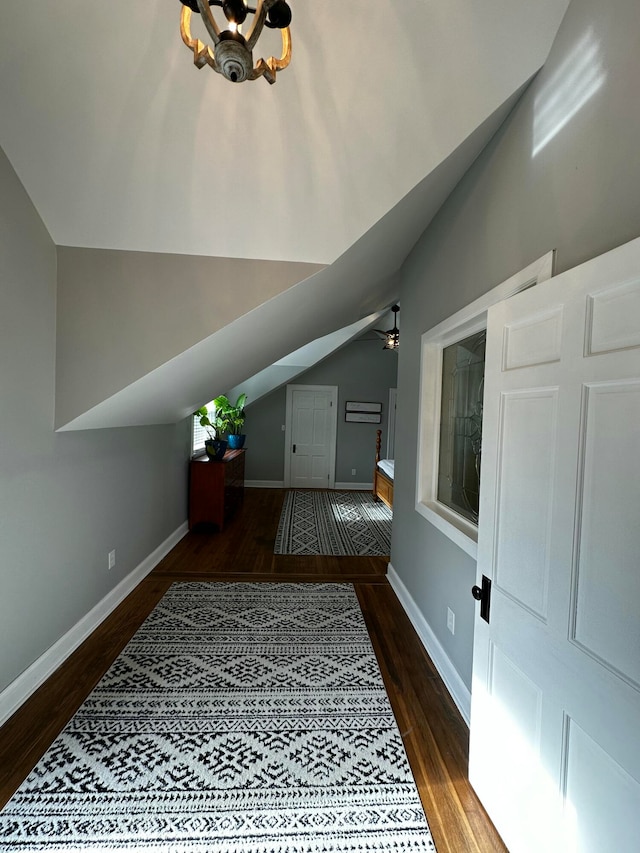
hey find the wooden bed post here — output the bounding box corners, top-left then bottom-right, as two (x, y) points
(373, 429), (382, 500)
(373, 429), (393, 509)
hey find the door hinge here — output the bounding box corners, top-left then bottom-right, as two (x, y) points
(292, 444), (296, 453)
(472, 575), (492, 624)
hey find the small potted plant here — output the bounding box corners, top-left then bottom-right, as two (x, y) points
(213, 393), (247, 449)
(195, 405), (228, 460)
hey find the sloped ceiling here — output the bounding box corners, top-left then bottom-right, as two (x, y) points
(0, 0), (570, 428)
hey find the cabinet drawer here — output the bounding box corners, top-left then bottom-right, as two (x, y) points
(189, 450), (245, 530)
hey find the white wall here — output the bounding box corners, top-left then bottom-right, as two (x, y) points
(0, 147), (190, 695)
(392, 0), (640, 690)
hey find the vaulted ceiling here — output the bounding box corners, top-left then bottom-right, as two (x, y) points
(0, 1), (571, 428)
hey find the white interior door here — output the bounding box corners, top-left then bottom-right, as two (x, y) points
(469, 237), (640, 853)
(285, 385), (337, 488)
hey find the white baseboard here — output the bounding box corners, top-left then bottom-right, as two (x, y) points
(387, 562), (471, 726)
(335, 482), (373, 491)
(0, 521), (188, 728)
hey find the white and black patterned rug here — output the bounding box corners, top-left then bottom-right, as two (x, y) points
(274, 491), (392, 556)
(0, 582), (435, 852)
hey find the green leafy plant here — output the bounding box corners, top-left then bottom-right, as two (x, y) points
(212, 393), (247, 436)
(195, 405), (225, 440)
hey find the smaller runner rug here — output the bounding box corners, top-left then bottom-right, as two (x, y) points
(0, 583), (435, 852)
(274, 490), (392, 556)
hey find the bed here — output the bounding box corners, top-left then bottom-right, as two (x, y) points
(373, 429), (394, 510)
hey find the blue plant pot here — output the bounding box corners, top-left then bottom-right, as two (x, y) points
(227, 434), (246, 449)
(205, 439), (227, 460)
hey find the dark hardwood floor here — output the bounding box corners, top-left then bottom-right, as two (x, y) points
(0, 488), (507, 852)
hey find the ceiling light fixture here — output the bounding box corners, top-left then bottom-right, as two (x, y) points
(179, 0), (292, 85)
(375, 305), (400, 351)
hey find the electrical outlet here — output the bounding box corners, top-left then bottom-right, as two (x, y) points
(351, 468), (356, 476)
(447, 607), (455, 635)
(108, 549), (116, 570)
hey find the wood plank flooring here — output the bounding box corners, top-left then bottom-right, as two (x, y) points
(0, 488), (507, 852)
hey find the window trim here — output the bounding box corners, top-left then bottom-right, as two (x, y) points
(191, 400), (215, 458)
(191, 413), (207, 458)
(415, 252), (556, 558)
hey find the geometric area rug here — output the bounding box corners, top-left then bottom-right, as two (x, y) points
(0, 582), (435, 852)
(274, 490), (393, 556)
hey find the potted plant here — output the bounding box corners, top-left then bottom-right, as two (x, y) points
(213, 393), (247, 449)
(195, 405), (228, 460)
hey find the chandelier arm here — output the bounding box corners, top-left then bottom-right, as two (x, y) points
(245, 0), (271, 50)
(180, 7), (199, 48)
(272, 25), (291, 70)
(196, 0), (222, 46)
(249, 26), (291, 83)
(180, 8), (218, 69)
(251, 59), (279, 84)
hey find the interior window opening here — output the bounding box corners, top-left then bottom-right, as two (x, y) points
(437, 330), (486, 524)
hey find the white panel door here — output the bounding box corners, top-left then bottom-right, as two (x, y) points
(286, 385), (337, 489)
(469, 237), (640, 853)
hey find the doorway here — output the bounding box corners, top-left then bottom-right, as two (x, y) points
(284, 384), (338, 488)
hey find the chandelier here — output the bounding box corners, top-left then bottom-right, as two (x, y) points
(179, 0), (292, 85)
(375, 305), (400, 351)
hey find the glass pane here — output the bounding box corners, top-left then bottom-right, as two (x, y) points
(437, 330), (485, 524)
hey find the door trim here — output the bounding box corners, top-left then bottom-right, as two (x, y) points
(284, 384), (338, 489)
(387, 388), (397, 459)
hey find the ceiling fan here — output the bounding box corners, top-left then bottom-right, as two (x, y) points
(374, 304), (400, 350)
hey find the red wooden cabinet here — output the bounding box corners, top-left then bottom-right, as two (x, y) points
(188, 450), (245, 530)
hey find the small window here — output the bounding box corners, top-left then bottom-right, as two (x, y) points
(437, 330), (485, 524)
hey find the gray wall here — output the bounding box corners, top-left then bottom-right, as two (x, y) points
(243, 339), (398, 483)
(242, 386), (287, 482)
(392, 0), (640, 689)
(55, 248), (324, 428)
(0, 147), (190, 694)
